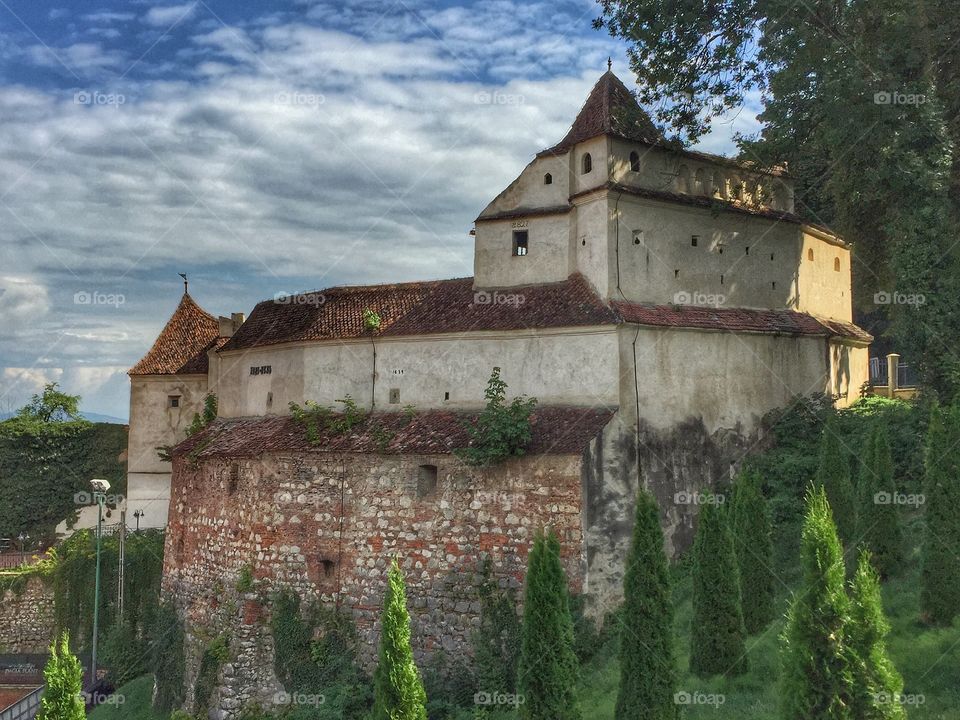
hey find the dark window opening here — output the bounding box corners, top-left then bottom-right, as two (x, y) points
(691, 235), (699, 247)
(228, 463), (240, 495)
(168, 395), (180, 408)
(417, 464), (438, 498)
(443, 391), (450, 401)
(807, 248), (814, 261)
(512, 230), (528, 256)
(745, 246), (750, 255)
(834, 257), (841, 271)
(581, 238), (586, 246)
(674, 269), (679, 278)
(321, 559), (336, 578)
(543, 173), (552, 185)
(772, 281), (777, 290)
(770, 253), (775, 260)
(389, 388), (400, 404)
(629, 151), (640, 172)
(720, 274), (724, 285)
(581, 153), (592, 174)
(266, 391), (273, 408)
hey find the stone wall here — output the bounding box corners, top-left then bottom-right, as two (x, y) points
(162, 449), (588, 718)
(0, 576), (56, 653)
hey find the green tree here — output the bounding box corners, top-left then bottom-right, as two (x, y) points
(730, 469), (776, 633)
(816, 425), (856, 546)
(848, 550), (907, 720)
(457, 367), (537, 466)
(616, 489), (677, 719)
(371, 559), (427, 720)
(856, 424), (903, 577)
(780, 486), (856, 719)
(920, 404), (960, 625)
(472, 557), (521, 696)
(518, 530), (581, 720)
(690, 500), (748, 677)
(36, 632), (85, 720)
(151, 600), (186, 713)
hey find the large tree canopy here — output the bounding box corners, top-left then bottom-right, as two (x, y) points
(596, 0), (960, 397)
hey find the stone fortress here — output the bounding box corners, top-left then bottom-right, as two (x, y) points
(125, 71), (870, 715)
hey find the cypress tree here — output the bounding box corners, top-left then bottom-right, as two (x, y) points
(615, 490), (677, 719)
(519, 530), (581, 720)
(856, 424), (903, 577)
(690, 500), (748, 677)
(371, 559), (427, 720)
(920, 403), (960, 624)
(730, 469), (776, 633)
(37, 632), (85, 720)
(780, 485), (856, 720)
(816, 423), (856, 545)
(848, 550), (906, 720)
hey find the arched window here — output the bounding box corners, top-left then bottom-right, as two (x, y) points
(694, 168), (706, 195)
(543, 172), (552, 185)
(582, 153), (592, 174)
(629, 151), (640, 172)
(834, 257), (841, 271)
(712, 170), (724, 198)
(728, 175), (743, 200)
(807, 248), (814, 261)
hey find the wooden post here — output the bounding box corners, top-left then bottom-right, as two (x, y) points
(887, 353), (900, 397)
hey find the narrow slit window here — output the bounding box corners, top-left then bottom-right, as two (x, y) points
(629, 151), (640, 172)
(807, 248), (814, 261)
(691, 235), (699, 247)
(512, 230), (528, 256)
(834, 257), (841, 271)
(581, 153), (592, 174)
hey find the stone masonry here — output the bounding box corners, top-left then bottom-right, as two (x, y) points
(0, 576), (56, 654)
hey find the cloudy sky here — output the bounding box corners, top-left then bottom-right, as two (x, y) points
(0, 0), (761, 420)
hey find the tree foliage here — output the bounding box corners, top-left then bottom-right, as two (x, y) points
(457, 367), (537, 466)
(471, 556), (522, 697)
(815, 424), (856, 547)
(690, 500), (748, 677)
(730, 469), (776, 633)
(616, 489), (677, 719)
(920, 404), (960, 625)
(780, 486), (856, 720)
(519, 530), (581, 720)
(371, 560), (427, 720)
(37, 632), (85, 720)
(855, 423), (903, 577)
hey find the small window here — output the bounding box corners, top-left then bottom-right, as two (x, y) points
(629, 151), (640, 172)
(266, 391), (273, 408)
(543, 172), (552, 185)
(674, 269), (679, 278)
(168, 395), (180, 408)
(228, 463), (240, 495)
(834, 257), (841, 271)
(770, 253), (775, 260)
(720, 274), (724, 285)
(772, 281), (777, 290)
(745, 246), (750, 255)
(417, 465), (438, 498)
(443, 391), (450, 401)
(321, 559), (336, 578)
(512, 230), (528, 256)
(807, 248), (814, 261)
(389, 388), (400, 404)
(581, 153), (592, 174)
(691, 235), (699, 247)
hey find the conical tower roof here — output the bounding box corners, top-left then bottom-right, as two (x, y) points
(539, 70), (663, 156)
(129, 292), (220, 375)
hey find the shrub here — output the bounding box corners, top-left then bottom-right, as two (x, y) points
(690, 500), (748, 677)
(456, 367), (537, 466)
(370, 559), (427, 720)
(37, 632), (85, 720)
(615, 489), (677, 719)
(518, 530), (581, 720)
(471, 557), (521, 696)
(815, 421), (857, 545)
(731, 469), (776, 633)
(150, 601), (185, 713)
(779, 486), (856, 719)
(855, 423), (903, 577)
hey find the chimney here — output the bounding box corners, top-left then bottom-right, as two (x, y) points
(218, 313), (246, 337)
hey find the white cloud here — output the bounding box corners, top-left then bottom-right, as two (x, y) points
(144, 3), (198, 28)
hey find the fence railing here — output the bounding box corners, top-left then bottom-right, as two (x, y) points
(869, 357), (917, 389)
(0, 687), (43, 720)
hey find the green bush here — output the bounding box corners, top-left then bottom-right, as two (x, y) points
(855, 423), (903, 577)
(37, 632), (85, 720)
(194, 634), (230, 716)
(150, 601), (186, 713)
(815, 421), (857, 546)
(456, 367), (537, 466)
(730, 469), (776, 633)
(471, 557), (521, 697)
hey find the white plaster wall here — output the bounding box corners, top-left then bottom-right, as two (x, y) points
(125, 472), (170, 528)
(479, 154), (571, 216)
(474, 213), (573, 288)
(614, 194), (803, 308)
(573, 195), (612, 296)
(620, 325), (830, 434)
(830, 341), (870, 407)
(216, 328), (621, 418)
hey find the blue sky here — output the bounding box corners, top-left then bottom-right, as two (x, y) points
(0, 0), (762, 420)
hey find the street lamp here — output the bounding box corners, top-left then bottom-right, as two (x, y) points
(16, 532), (28, 565)
(133, 509), (144, 532)
(89, 478), (110, 689)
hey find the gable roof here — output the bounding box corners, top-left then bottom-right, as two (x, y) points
(220, 274), (618, 352)
(171, 406), (617, 459)
(129, 293), (222, 375)
(539, 70), (663, 156)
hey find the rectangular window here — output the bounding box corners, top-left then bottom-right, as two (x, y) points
(389, 388), (400, 404)
(512, 230), (528, 256)
(168, 396), (180, 408)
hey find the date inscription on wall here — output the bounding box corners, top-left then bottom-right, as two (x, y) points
(250, 365), (272, 376)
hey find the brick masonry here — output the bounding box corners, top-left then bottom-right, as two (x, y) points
(162, 449), (588, 718)
(0, 576), (56, 654)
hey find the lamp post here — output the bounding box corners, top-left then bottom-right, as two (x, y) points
(133, 509), (144, 532)
(89, 478), (110, 689)
(16, 532), (28, 565)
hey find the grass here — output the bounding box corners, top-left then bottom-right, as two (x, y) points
(89, 675), (167, 720)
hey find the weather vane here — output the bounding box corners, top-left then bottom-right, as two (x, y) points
(178, 272), (188, 293)
(607, 56), (612, 71)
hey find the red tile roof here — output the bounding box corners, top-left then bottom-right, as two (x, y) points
(221, 274), (618, 352)
(171, 406), (616, 459)
(539, 71), (663, 156)
(129, 293), (222, 375)
(613, 302), (872, 343)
